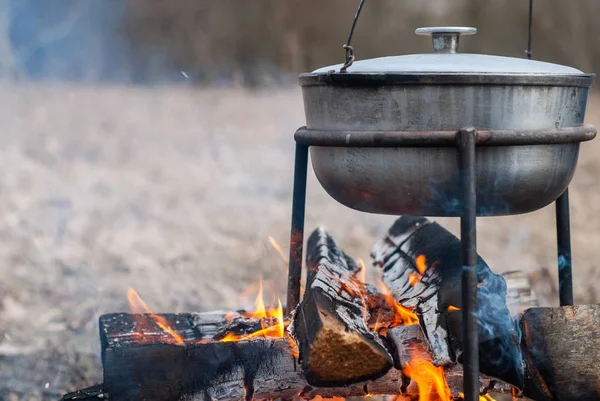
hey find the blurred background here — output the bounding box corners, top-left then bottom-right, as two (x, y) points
(0, 1), (599, 399)
(1, 0), (600, 84)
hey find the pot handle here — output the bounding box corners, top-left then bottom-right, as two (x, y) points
(340, 0), (367, 72)
(415, 27), (477, 54)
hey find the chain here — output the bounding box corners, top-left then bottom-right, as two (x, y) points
(340, 0), (366, 73)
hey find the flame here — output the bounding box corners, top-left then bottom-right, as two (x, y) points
(127, 288), (184, 344)
(218, 279), (298, 357)
(415, 254), (428, 275)
(220, 280), (286, 342)
(403, 354), (451, 401)
(447, 305), (461, 312)
(251, 279), (267, 317)
(459, 393), (498, 401)
(408, 254), (433, 287)
(268, 235), (288, 264)
(412, 255), (442, 288)
(409, 272), (421, 287)
(377, 279), (419, 326)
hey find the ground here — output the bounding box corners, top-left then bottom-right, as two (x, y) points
(0, 81), (598, 399)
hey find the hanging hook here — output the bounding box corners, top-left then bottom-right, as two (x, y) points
(340, 0), (366, 73)
(525, 0), (533, 59)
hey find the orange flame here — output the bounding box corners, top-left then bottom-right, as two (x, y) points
(459, 393), (498, 401)
(127, 288), (184, 344)
(415, 254), (428, 275)
(403, 354), (451, 401)
(377, 280), (419, 326)
(447, 305), (461, 312)
(217, 279), (298, 357)
(220, 280), (286, 342)
(409, 272), (421, 287)
(408, 254), (432, 287)
(268, 236), (288, 264)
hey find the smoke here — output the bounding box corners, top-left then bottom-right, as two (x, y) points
(474, 260), (525, 388)
(4, 0), (180, 84)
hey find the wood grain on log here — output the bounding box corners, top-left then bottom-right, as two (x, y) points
(293, 227), (394, 387)
(372, 216), (524, 388)
(519, 305), (600, 401)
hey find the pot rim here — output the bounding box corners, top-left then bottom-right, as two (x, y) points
(298, 72), (595, 88)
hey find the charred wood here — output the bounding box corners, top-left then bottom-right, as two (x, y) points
(293, 227), (394, 387)
(60, 384), (104, 401)
(372, 216), (524, 388)
(386, 325), (514, 398)
(100, 312), (405, 401)
(98, 313), (517, 401)
(67, 221), (596, 401)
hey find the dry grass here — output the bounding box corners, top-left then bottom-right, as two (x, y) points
(0, 82), (598, 397)
(125, 0), (600, 85)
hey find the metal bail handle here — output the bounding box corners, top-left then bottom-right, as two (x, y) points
(340, 0), (366, 72)
(416, 27), (477, 54)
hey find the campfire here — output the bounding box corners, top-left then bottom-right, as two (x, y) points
(61, 216), (600, 401)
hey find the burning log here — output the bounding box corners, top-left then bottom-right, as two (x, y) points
(66, 223), (600, 401)
(95, 313), (516, 401)
(386, 325), (514, 397)
(293, 227), (394, 386)
(94, 227), (518, 401)
(98, 311), (402, 401)
(372, 216), (524, 388)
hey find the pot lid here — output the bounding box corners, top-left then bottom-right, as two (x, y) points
(309, 27), (588, 76)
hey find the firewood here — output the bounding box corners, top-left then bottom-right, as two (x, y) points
(99, 312), (405, 401)
(372, 216), (524, 388)
(96, 313), (516, 401)
(519, 305), (600, 401)
(65, 223), (595, 401)
(293, 227), (394, 387)
(386, 325), (514, 397)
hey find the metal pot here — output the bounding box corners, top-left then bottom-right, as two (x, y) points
(298, 27), (596, 216)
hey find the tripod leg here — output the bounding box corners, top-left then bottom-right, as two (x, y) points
(286, 144), (309, 315)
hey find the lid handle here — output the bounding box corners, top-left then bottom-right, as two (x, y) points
(415, 27), (477, 54)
